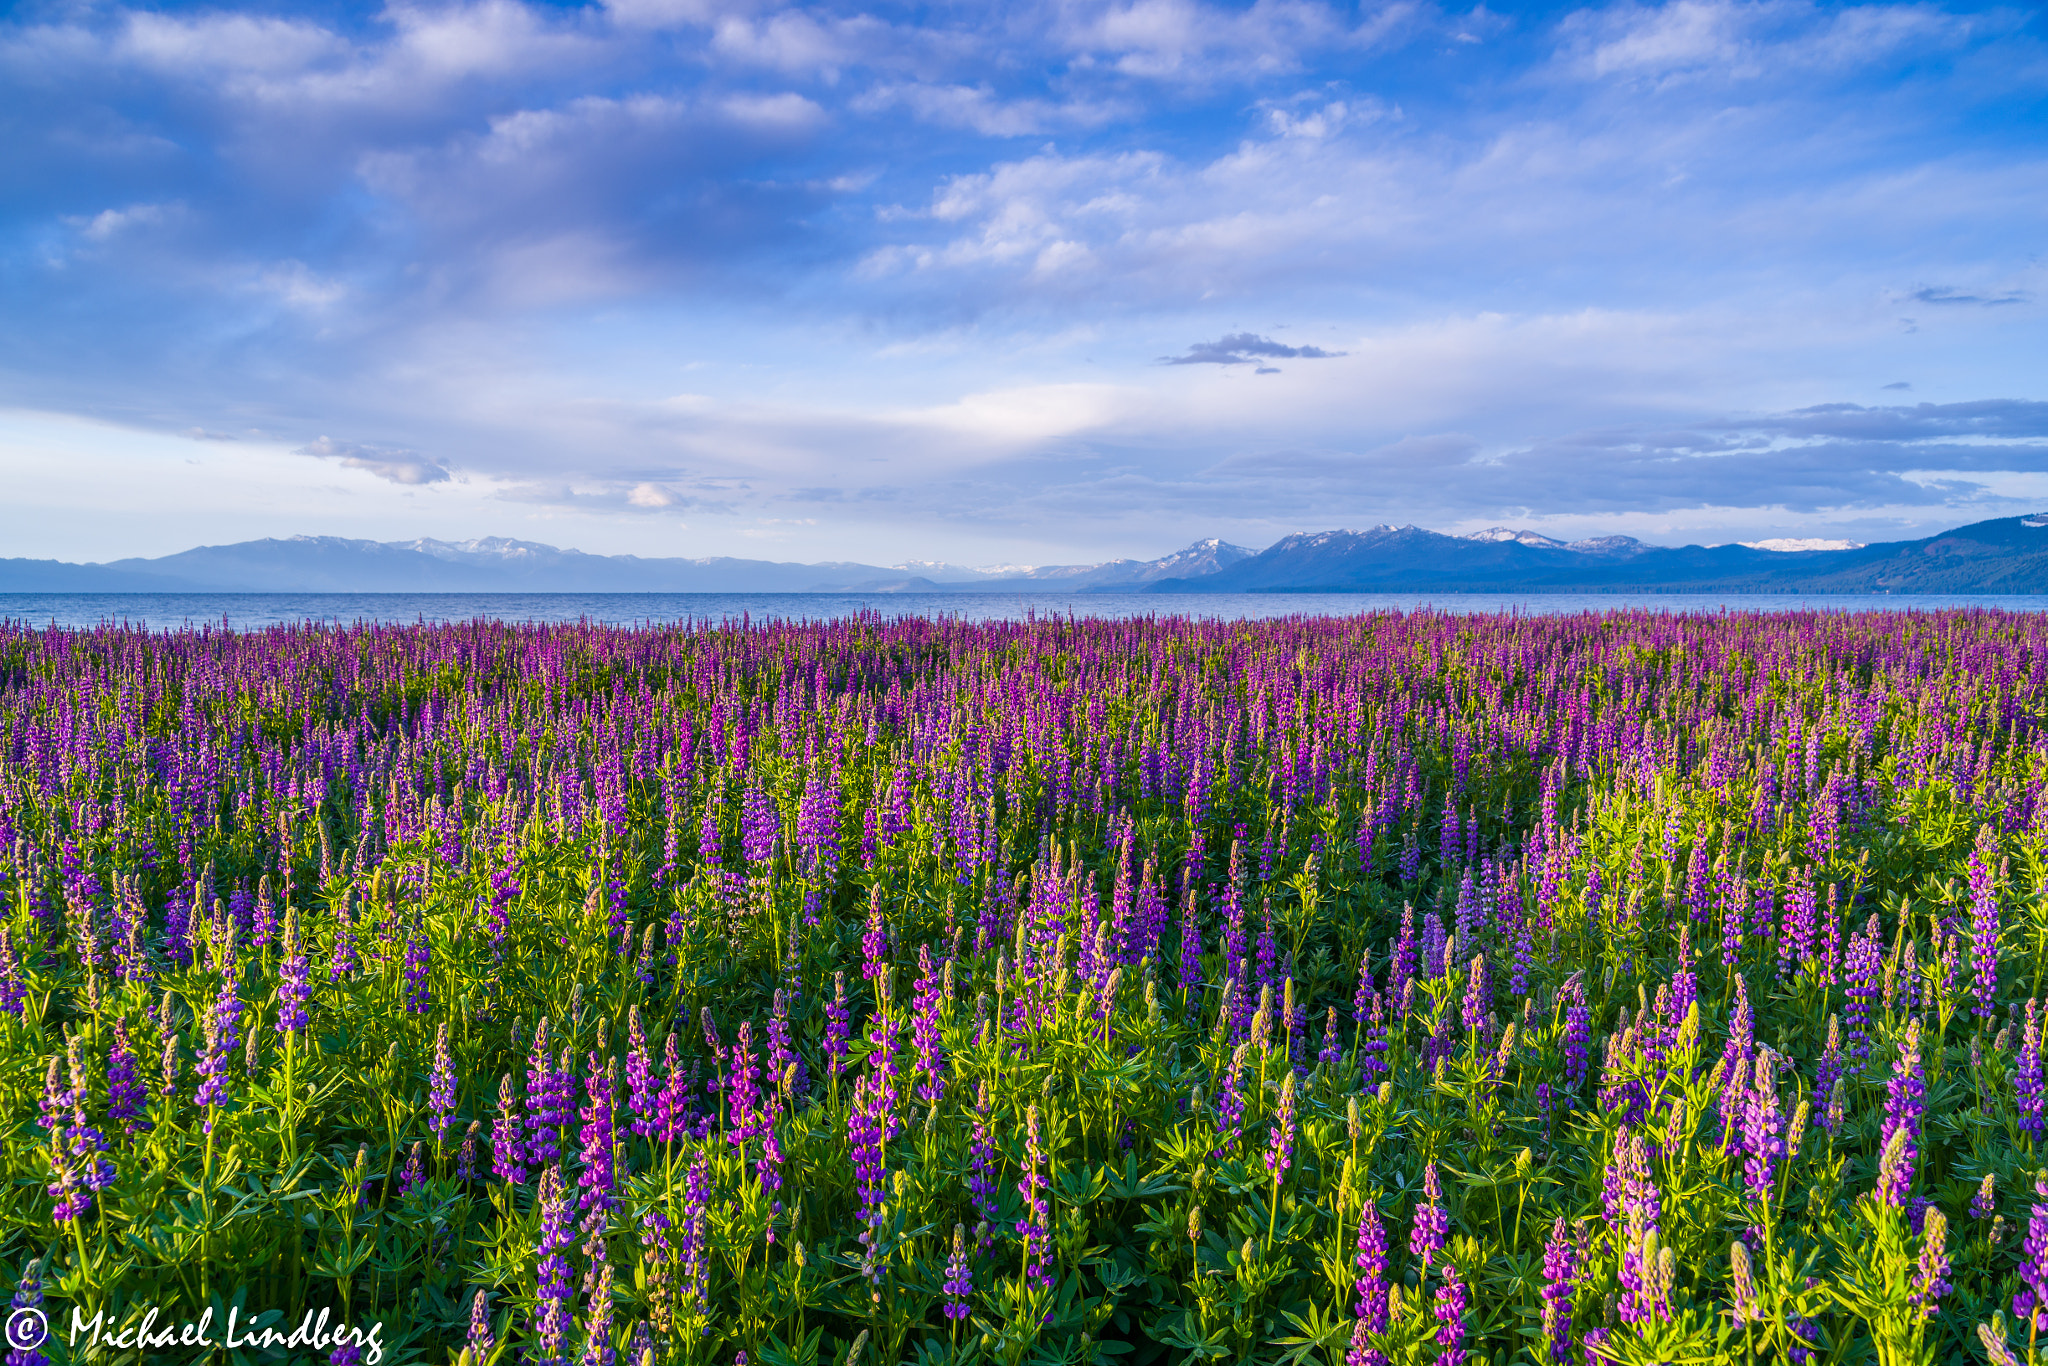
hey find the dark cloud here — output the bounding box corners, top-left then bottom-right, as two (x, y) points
(297, 436), (449, 485)
(1881, 381), (1910, 390)
(1906, 286), (2029, 307)
(1160, 333), (1346, 366)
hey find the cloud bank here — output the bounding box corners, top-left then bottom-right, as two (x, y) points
(0, 0), (2042, 562)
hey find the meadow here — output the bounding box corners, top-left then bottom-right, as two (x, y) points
(0, 607), (2043, 1366)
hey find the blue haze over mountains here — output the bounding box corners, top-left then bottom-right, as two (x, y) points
(5, 517), (2048, 596)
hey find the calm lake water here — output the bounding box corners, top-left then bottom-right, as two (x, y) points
(0, 590), (2041, 631)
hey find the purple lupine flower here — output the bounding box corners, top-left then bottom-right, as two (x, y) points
(41, 1056), (90, 1224)
(1266, 1071), (1297, 1182)
(0, 927), (23, 1020)
(1877, 1020), (1924, 1207)
(1972, 1174), (1997, 1222)
(1433, 1262), (1468, 1366)
(1212, 1043), (1250, 1155)
(1178, 899), (1203, 1017)
(429, 1022), (456, 1141)
(740, 784), (778, 864)
(726, 1022), (763, 1150)
(402, 921), (431, 1014)
(580, 1261), (615, 1366)
(107, 1020), (149, 1134)
(1969, 823), (2001, 1018)
(276, 903), (310, 1035)
(1816, 1015), (1846, 1135)
(533, 1165), (576, 1366)
(466, 1289), (493, 1366)
(625, 1007), (657, 1139)
(1359, 990), (1389, 1087)
(942, 1223), (973, 1321)
(2020, 1000), (2045, 1136)
(1561, 976), (1590, 1096)
(768, 989), (807, 1101)
(1612, 1127), (1663, 1326)
(526, 1018), (572, 1168)
(1739, 1047), (1784, 1199)
(2018, 1195), (2048, 1335)
(1018, 1102), (1053, 1290)
(966, 1080), (1000, 1232)
(1910, 1207), (1951, 1321)
(6, 1258), (46, 1366)
(492, 1074), (528, 1185)
(1844, 917), (1882, 1057)
(679, 1150), (712, 1315)
(911, 946), (947, 1107)
(825, 971), (852, 1081)
(1317, 1006), (1341, 1067)
(329, 1344), (363, 1366)
(578, 1055), (618, 1222)
(1460, 954), (1490, 1041)
(861, 890), (887, 982)
(1540, 1215), (1576, 1361)
(848, 1020), (896, 1283)
(328, 898), (358, 981)
(657, 1032), (692, 1144)
(458, 1120), (480, 1182)
(1350, 1200), (1389, 1366)
(194, 974), (244, 1124)
(1410, 1161), (1448, 1276)
(396, 1140), (425, 1196)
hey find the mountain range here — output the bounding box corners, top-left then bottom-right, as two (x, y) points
(1, 516), (2044, 595)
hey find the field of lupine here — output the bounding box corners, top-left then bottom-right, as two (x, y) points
(2, 608), (2047, 1365)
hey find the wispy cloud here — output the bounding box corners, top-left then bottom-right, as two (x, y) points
(1161, 332), (1345, 365)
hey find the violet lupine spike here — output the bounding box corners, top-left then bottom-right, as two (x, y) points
(1877, 1019), (1924, 1207)
(2019, 1000), (2045, 1135)
(579, 1260), (615, 1366)
(942, 1223), (973, 1321)
(825, 971), (852, 1081)
(848, 1032), (893, 1284)
(532, 1165), (576, 1366)
(1539, 1215), (1576, 1361)
(466, 1289), (493, 1366)
(1739, 1046), (1784, 1199)
(492, 1074), (528, 1186)
(1910, 1206), (1951, 1321)
(679, 1149), (712, 1317)
(1018, 1102), (1053, 1291)
(1349, 1200), (1390, 1366)
(275, 903), (310, 1035)
(1410, 1160), (1448, 1277)
(193, 974), (244, 1127)
(428, 1022), (456, 1141)
(1265, 1071), (1296, 1182)
(1433, 1262), (1469, 1366)
(6, 1258), (46, 1366)
(1969, 823), (2002, 1019)
(911, 945), (947, 1107)
(966, 1080), (1000, 1234)
(578, 1054), (618, 1223)
(107, 1020), (149, 1134)
(0, 927), (24, 1020)
(657, 1032), (691, 1143)
(625, 1007), (657, 1139)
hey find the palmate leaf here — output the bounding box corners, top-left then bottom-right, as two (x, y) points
(1269, 1301), (1352, 1366)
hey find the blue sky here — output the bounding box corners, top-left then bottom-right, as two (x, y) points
(2, 0), (2044, 565)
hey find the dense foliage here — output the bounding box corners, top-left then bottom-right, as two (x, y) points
(2, 608), (2046, 1366)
